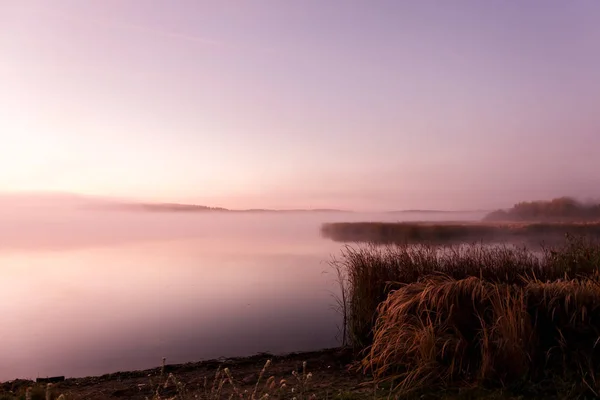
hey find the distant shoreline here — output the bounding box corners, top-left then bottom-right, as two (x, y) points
(106, 203), (353, 213)
(321, 220), (600, 245)
(96, 202), (487, 214)
(0, 348), (367, 399)
(386, 209), (489, 214)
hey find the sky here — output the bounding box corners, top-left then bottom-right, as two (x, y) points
(1, 1), (599, 211)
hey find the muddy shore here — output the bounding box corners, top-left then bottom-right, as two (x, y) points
(1, 348), (373, 399)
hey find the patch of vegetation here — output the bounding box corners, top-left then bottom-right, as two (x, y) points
(331, 236), (600, 398)
(1, 353), (359, 400)
(484, 197), (600, 222)
(321, 220), (600, 245)
(0, 384), (64, 400)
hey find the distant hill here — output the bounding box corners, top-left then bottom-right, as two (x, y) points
(2, 191), (490, 214)
(115, 203), (229, 212)
(111, 202), (350, 213)
(0, 192), (353, 213)
(387, 209), (489, 214)
(240, 208), (349, 213)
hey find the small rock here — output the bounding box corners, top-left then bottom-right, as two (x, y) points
(242, 373), (258, 384)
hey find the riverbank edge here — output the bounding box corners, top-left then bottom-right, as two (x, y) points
(1, 347), (373, 399)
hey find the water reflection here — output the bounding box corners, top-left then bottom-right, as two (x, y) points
(0, 209), (483, 380)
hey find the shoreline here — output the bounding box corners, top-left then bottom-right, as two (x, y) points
(1, 348), (371, 399)
(321, 220), (600, 245)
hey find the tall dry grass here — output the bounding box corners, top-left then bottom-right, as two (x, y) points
(363, 276), (600, 396)
(331, 235), (600, 349)
(330, 235), (600, 396)
(321, 221), (600, 245)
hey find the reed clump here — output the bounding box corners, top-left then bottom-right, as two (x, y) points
(321, 221), (600, 245)
(331, 235), (600, 396)
(364, 277), (600, 397)
(331, 235), (600, 349)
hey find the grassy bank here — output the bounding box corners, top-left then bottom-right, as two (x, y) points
(321, 221), (600, 245)
(331, 236), (600, 397)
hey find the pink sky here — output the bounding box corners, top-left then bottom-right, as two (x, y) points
(1, 1), (599, 211)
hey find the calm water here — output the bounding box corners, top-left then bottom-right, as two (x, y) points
(0, 208), (483, 380)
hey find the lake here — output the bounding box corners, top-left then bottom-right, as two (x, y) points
(0, 208), (484, 380)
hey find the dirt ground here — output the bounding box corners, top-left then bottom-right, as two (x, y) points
(1, 348), (375, 399)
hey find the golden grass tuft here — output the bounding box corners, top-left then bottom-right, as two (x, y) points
(362, 276), (600, 396)
(331, 235), (600, 349)
(327, 235), (600, 396)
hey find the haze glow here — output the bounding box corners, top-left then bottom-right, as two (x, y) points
(2, 1), (600, 210)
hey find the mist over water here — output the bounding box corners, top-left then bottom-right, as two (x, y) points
(0, 206), (484, 380)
